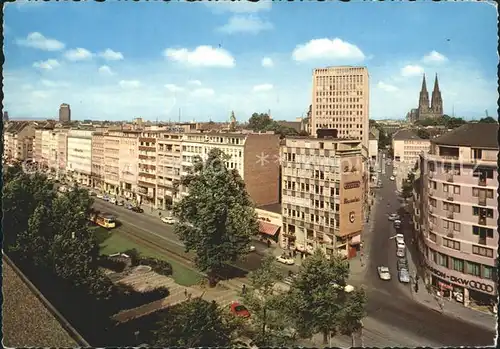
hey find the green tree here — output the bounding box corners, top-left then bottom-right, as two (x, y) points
(248, 112), (272, 131)
(241, 255), (294, 346)
(416, 128), (431, 139)
(284, 250), (366, 345)
(337, 288), (367, 347)
(478, 116), (497, 124)
(401, 172), (416, 199)
(173, 148), (258, 286)
(152, 298), (239, 347)
(265, 121), (299, 138)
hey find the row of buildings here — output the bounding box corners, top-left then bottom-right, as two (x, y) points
(412, 123), (498, 308)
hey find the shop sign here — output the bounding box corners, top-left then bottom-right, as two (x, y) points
(427, 265), (495, 294)
(343, 181), (361, 190)
(344, 197), (361, 204)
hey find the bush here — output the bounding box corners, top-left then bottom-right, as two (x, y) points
(110, 284), (170, 312)
(137, 257), (173, 277)
(99, 256), (127, 273)
(123, 248), (141, 266)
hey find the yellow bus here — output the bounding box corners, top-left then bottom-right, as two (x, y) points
(90, 212), (116, 229)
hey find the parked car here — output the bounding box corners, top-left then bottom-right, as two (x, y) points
(125, 203), (134, 210)
(396, 248), (406, 258)
(276, 255), (295, 265)
(397, 258), (409, 271)
(377, 266), (391, 281)
(103, 195), (110, 201)
(132, 206), (144, 213)
(398, 269), (411, 283)
(161, 216), (176, 224)
(117, 200), (124, 206)
(390, 176), (395, 181)
(394, 219), (402, 229)
(388, 213), (400, 221)
(395, 233), (405, 245)
(96, 193), (104, 199)
(396, 241), (406, 250)
(109, 197), (117, 204)
(230, 302), (250, 318)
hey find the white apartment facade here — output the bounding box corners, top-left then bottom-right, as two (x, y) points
(67, 129), (93, 186)
(119, 131), (141, 200)
(281, 136), (364, 259)
(103, 131), (122, 194)
(392, 129), (431, 165)
(156, 132), (183, 209)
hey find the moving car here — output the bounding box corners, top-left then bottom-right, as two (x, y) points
(390, 176), (395, 181)
(377, 266), (391, 280)
(249, 245), (256, 252)
(161, 216), (176, 224)
(276, 255), (295, 265)
(395, 233), (405, 244)
(396, 241), (406, 250)
(131, 206), (144, 213)
(398, 269), (411, 283)
(388, 213), (400, 221)
(230, 302), (250, 318)
(394, 219), (402, 229)
(397, 258), (409, 271)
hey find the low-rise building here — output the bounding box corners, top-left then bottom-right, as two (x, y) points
(255, 203), (282, 245)
(392, 129), (431, 165)
(280, 136), (365, 259)
(416, 123), (498, 308)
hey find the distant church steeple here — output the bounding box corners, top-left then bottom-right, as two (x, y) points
(431, 73), (443, 115)
(418, 74), (430, 113)
(229, 110), (236, 131)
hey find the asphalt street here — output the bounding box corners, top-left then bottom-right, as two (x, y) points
(92, 167), (496, 347)
(365, 158), (496, 347)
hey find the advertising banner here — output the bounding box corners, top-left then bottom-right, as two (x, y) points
(339, 155), (363, 237)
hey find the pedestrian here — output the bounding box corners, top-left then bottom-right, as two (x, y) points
(267, 239), (271, 248)
(242, 284), (246, 295)
(184, 289), (188, 298)
(159, 211), (162, 217)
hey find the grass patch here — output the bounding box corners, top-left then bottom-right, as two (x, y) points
(98, 232), (202, 287)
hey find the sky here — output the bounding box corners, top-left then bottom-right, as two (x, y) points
(3, 0), (498, 122)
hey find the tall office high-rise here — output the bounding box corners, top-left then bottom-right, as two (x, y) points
(59, 103), (71, 123)
(310, 66), (369, 152)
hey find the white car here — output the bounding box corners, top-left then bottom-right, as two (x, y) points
(397, 241), (406, 250)
(396, 248), (406, 258)
(96, 193), (104, 199)
(388, 213), (400, 221)
(249, 245), (256, 252)
(398, 269), (411, 284)
(390, 176), (395, 181)
(161, 216), (176, 224)
(395, 233), (405, 245)
(377, 266), (391, 281)
(109, 197), (117, 204)
(276, 255), (295, 265)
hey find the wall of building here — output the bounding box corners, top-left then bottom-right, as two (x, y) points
(368, 139), (378, 161)
(67, 130), (93, 185)
(393, 138), (431, 164)
(338, 155), (364, 238)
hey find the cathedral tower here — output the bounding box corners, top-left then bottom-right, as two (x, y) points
(430, 74), (443, 116)
(418, 74), (430, 114)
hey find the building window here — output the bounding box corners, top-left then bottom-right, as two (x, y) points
(430, 248), (437, 263)
(443, 184), (448, 192)
(466, 261), (481, 277)
(472, 207), (494, 218)
(472, 245), (494, 258)
(453, 186), (460, 194)
(453, 222), (460, 232)
(451, 258), (464, 273)
(437, 252), (448, 268)
(442, 237), (460, 251)
(472, 226), (494, 238)
(430, 181), (437, 190)
(430, 198), (437, 207)
(483, 266), (494, 280)
(429, 232), (437, 242)
(443, 220), (449, 229)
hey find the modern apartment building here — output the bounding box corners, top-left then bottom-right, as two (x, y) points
(119, 131), (141, 200)
(34, 129), (43, 164)
(57, 129), (69, 172)
(156, 132), (183, 209)
(137, 130), (159, 206)
(103, 131), (122, 194)
(392, 129), (431, 165)
(3, 122), (35, 161)
(310, 66), (369, 153)
(91, 132), (105, 190)
(67, 129), (93, 186)
(181, 132), (281, 207)
(280, 136), (364, 259)
(416, 123), (498, 308)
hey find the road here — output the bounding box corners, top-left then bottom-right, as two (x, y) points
(92, 169), (496, 347)
(365, 156), (496, 347)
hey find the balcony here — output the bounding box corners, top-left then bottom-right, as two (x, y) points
(446, 173), (454, 183)
(446, 193), (454, 202)
(447, 211), (454, 219)
(478, 197), (487, 206)
(478, 178), (487, 186)
(428, 171), (434, 178)
(446, 232), (455, 239)
(478, 236), (487, 245)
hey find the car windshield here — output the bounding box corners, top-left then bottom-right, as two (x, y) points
(380, 267), (389, 272)
(234, 305), (247, 312)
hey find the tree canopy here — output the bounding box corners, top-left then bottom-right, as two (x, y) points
(173, 148), (258, 285)
(151, 298), (239, 347)
(478, 116), (497, 124)
(247, 112), (303, 138)
(241, 255), (294, 346)
(415, 115), (467, 128)
(283, 250), (366, 345)
(416, 128), (431, 139)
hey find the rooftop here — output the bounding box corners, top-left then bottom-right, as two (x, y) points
(2, 257), (80, 347)
(432, 123), (499, 149)
(5, 121), (30, 134)
(392, 129), (425, 141)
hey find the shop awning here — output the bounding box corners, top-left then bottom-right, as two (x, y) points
(259, 221), (280, 236)
(350, 235), (361, 245)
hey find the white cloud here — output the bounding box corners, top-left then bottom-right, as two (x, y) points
(261, 57), (274, 68)
(165, 84), (184, 92)
(401, 64), (424, 77)
(191, 88), (215, 98)
(98, 65), (114, 75)
(40, 79), (69, 88)
(119, 80), (141, 89)
(292, 38), (366, 62)
(164, 45), (235, 68)
(205, 0), (272, 14)
(64, 48), (93, 61)
(422, 51), (448, 64)
(32, 58), (60, 70)
(188, 80), (202, 86)
(377, 81), (399, 92)
(252, 84), (274, 92)
(217, 15), (273, 34)
(16, 32), (65, 51)
(31, 90), (51, 99)
(99, 48), (124, 61)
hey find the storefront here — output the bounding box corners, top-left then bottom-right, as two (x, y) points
(255, 205), (282, 245)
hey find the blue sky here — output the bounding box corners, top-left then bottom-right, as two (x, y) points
(4, 0), (498, 122)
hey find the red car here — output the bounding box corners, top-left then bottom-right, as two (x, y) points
(230, 302), (250, 318)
